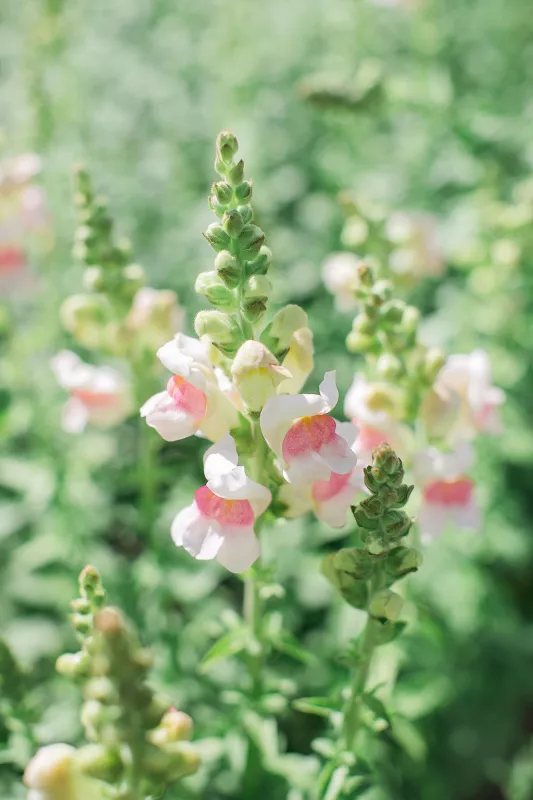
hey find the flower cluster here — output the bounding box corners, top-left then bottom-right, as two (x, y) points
(141, 132), (371, 573)
(52, 167), (184, 433)
(0, 153), (47, 295)
(325, 256), (504, 542)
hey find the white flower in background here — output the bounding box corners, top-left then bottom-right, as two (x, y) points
(260, 371), (358, 484)
(322, 252), (364, 312)
(24, 743), (103, 800)
(140, 333), (239, 442)
(51, 351), (131, 434)
(279, 422), (365, 526)
(413, 440), (480, 542)
(344, 373), (414, 465)
(435, 349), (505, 437)
(386, 212), (443, 279)
(126, 287), (185, 349)
(171, 434), (271, 573)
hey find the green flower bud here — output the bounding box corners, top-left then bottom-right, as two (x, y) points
(369, 589), (403, 621)
(352, 505), (381, 531)
(214, 250), (241, 288)
(352, 314), (376, 335)
(390, 483), (414, 508)
(216, 131), (239, 164)
(385, 546), (422, 579)
(195, 271), (237, 311)
(424, 347), (446, 383)
(150, 709), (194, 746)
(227, 159), (245, 186)
(208, 194), (225, 218)
(358, 495), (384, 519)
(358, 262), (375, 288)
(248, 245), (272, 275)
(237, 204), (254, 224)
(194, 310), (242, 353)
(85, 677), (117, 703)
(121, 263), (146, 295)
(82, 266), (106, 293)
(380, 300), (406, 326)
(332, 547), (373, 580)
(401, 305), (420, 335)
(203, 223), (231, 252)
(238, 224), (265, 257)
(235, 181), (253, 203)
(223, 209), (245, 238)
(381, 510), (412, 540)
(372, 279), (393, 303)
(376, 353), (403, 380)
(266, 304), (308, 351)
(321, 555), (369, 609)
(373, 444), (403, 478)
(346, 330), (376, 354)
(241, 298), (267, 325)
(212, 181), (233, 205)
(56, 651), (90, 678)
(243, 274), (271, 300)
(74, 743), (122, 782)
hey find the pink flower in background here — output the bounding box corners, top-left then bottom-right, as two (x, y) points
(279, 422), (365, 527)
(141, 333), (239, 442)
(171, 434), (271, 573)
(344, 373), (414, 465)
(260, 371), (358, 484)
(51, 350), (131, 433)
(386, 211), (443, 279)
(322, 252), (363, 312)
(435, 349), (505, 437)
(413, 440), (480, 542)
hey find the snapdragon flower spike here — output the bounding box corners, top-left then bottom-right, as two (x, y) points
(140, 333), (238, 442)
(413, 439), (480, 542)
(435, 349), (505, 436)
(260, 371), (358, 484)
(171, 434), (271, 573)
(344, 372), (414, 465)
(51, 351), (131, 433)
(279, 422), (365, 526)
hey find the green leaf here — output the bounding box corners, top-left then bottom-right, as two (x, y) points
(324, 766), (349, 800)
(390, 715), (427, 762)
(362, 693), (390, 724)
(199, 630), (247, 672)
(372, 620), (407, 646)
(293, 696), (343, 718)
(270, 631), (315, 664)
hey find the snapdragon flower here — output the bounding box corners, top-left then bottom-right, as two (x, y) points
(322, 252), (364, 312)
(51, 351), (131, 433)
(413, 439), (480, 542)
(126, 286), (185, 349)
(171, 434), (271, 573)
(435, 349), (505, 437)
(140, 333), (239, 441)
(24, 744), (103, 800)
(344, 372), (414, 464)
(279, 422), (364, 526)
(260, 371), (358, 484)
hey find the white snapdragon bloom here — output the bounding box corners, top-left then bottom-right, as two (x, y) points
(435, 349), (505, 437)
(126, 287), (185, 349)
(171, 434), (271, 573)
(24, 744), (103, 800)
(51, 351), (131, 433)
(322, 252), (363, 312)
(279, 422), (364, 527)
(140, 333), (239, 442)
(260, 371), (358, 485)
(413, 440), (480, 542)
(344, 373), (414, 465)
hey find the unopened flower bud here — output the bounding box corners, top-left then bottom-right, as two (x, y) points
(243, 274), (271, 300)
(74, 744), (121, 782)
(376, 353), (403, 380)
(401, 305), (420, 335)
(223, 209), (245, 238)
(248, 245), (272, 276)
(121, 263), (146, 296)
(212, 181), (233, 206)
(235, 181), (253, 203)
(385, 546), (422, 578)
(241, 297), (267, 324)
(321, 555), (369, 609)
(214, 250), (241, 288)
(203, 223), (231, 252)
(380, 300), (405, 326)
(231, 341), (289, 412)
(424, 347), (446, 383)
(373, 444), (403, 477)
(332, 548), (373, 580)
(82, 266), (106, 293)
(346, 330), (376, 354)
(371, 279), (393, 303)
(194, 310), (242, 353)
(381, 509), (412, 540)
(150, 708), (194, 746)
(227, 159), (245, 186)
(267, 304), (308, 351)
(24, 743), (103, 800)
(357, 262), (375, 288)
(56, 651), (90, 679)
(238, 224), (265, 257)
(195, 271), (237, 311)
(216, 131), (239, 164)
(237, 204), (253, 224)
(369, 589), (403, 621)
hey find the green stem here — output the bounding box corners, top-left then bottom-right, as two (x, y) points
(342, 618), (377, 750)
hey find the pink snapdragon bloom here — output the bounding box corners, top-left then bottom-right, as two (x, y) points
(279, 422), (365, 526)
(413, 440), (480, 542)
(344, 373), (414, 465)
(435, 349), (505, 436)
(260, 371), (358, 484)
(140, 333), (239, 442)
(171, 434), (271, 573)
(51, 351), (131, 433)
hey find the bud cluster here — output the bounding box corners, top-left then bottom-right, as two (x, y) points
(323, 444), (420, 623)
(52, 568), (200, 797)
(196, 130), (273, 354)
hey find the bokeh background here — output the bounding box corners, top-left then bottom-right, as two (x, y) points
(2, 0), (533, 798)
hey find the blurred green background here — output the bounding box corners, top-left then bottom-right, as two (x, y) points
(2, 0), (533, 798)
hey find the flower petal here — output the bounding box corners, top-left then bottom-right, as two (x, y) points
(335, 420), (359, 447)
(141, 390), (198, 441)
(216, 525), (261, 573)
(203, 433), (239, 480)
(284, 451), (333, 485)
(171, 502), (225, 560)
(62, 397), (88, 434)
(207, 465), (271, 516)
(319, 435), (358, 475)
(157, 333), (210, 375)
(417, 501), (447, 543)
